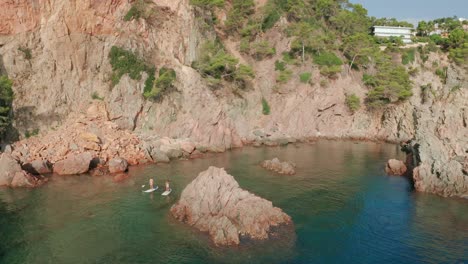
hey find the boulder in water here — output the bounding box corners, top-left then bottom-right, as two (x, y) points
(170, 166), (293, 246)
(53, 152), (93, 175)
(385, 159), (407, 176)
(0, 154), (46, 188)
(108, 158), (128, 173)
(261, 158), (296, 175)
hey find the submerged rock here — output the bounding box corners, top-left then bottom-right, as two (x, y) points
(108, 158), (128, 173)
(385, 159), (407, 176)
(0, 154), (46, 188)
(170, 167), (293, 246)
(53, 152), (93, 175)
(261, 158), (296, 175)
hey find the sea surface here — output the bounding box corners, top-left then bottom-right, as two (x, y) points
(0, 141), (467, 264)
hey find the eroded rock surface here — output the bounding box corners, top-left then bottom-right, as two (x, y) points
(385, 159), (407, 176)
(171, 167), (293, 246)
(53, 152), (93, 176)
(261, 158), (296, 175)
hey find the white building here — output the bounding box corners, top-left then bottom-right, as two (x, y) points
(372, 26), (414, 44)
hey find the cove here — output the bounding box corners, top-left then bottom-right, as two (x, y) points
(0, 141), (467, 264)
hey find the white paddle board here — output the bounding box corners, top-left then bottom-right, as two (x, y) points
(161, 189), (172, 196)
(143, 186), (158, 193)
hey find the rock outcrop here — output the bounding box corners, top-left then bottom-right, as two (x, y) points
(23, 159), (52, 175)
(108, 158), (128, 173)
(385, 159), (407, 176)
(53, 152), (93, 176)
(261, 158), (296, 175)
(0, 154), (46, 188)
(171, 167), (293, 246)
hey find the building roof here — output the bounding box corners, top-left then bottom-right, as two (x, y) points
(373, 25), (414, 30)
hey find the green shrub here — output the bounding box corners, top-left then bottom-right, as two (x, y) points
(25, 128), (39, 139)
(345, 94), (360, 113)
(275, 60), (286, 71)
(192, 41), (254, 86)
(225, 0), (255, 33)
(123, 0), (157, 22)
(401, 48), (416, 65)
(313, 52), (343, 67)
(108, 46), (157, 97)
(435, 67), (447, 84)
(320, 65), (341, 78)
(277, 70), (292, 83)
(299, 72), (312, 83)
(282, 52), (299, 65)
(18, 47), (32, 60)
(420, 83), (435, 103)
(251, 40), (276, 60)
(365, 63), (412, 108)
(362, 73), (377, 87)
(262, 98), (271, 115)
(448, 43), (468, 66)
(91, 92), (104, 101)
(109, 46), (150, 85)
(144, 67), (177, 99)
(262, 9), (281, 31)
(0, 76), (13, 138)
(190, 0), (224, 8)
(364, 53), (412, 108)
(240, 38), (250, 53)
(408, 67), (419, 77)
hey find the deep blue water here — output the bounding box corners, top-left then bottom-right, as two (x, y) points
(0, 141), (467, 264)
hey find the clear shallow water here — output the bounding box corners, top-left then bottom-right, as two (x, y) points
(0, 141), (467, 264)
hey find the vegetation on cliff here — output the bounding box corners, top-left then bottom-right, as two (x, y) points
(189, 0), (421, 109)
(192, 41), (254, 88)
(0, 76), (13, 138)
(416, 17), (468, 66)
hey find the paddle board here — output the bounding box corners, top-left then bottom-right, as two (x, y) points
(161, 189), (172, 196)
(143, 186), (158, 193)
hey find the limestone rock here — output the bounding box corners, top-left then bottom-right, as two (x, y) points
(53, 152), (93, 175)
(171, 167), (293, 246)
(385, 159), (407, 176)
(108, 158), (128, 173)
(261, 158), (296, 175)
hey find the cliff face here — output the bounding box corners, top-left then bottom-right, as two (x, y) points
(0, 0), (466, 198)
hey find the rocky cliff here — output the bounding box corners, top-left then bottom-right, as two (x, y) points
(0, 0), (466, 198)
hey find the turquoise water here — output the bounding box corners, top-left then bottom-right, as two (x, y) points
(0, 141), (467, 264)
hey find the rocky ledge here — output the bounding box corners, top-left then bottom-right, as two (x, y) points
(170, 167), (293, 246)
(0, 154), (47, 188)
(261, 158), (296, 175)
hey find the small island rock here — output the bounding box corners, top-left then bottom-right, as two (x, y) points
(170, 166), (293, 246)
(261, 158), (296, 175)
